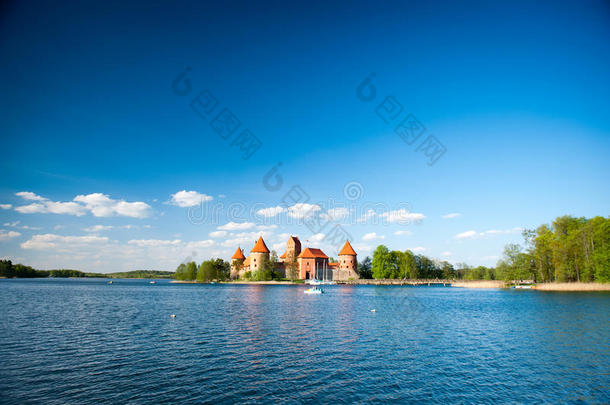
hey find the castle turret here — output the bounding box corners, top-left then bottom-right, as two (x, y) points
(249, 236), (270, 272)
(230, 246), (246, 279)
(335, 240), (359, 280)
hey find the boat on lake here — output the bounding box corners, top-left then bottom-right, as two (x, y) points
(304, 286), (323, 294)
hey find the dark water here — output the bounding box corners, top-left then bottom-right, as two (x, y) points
(0, 279), (608, 404)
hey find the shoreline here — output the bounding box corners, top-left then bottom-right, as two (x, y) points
(533, 283), (610, 292)
(169, 279), (610, 291)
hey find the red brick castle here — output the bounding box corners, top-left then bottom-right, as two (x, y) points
(230, 235), (359, 281)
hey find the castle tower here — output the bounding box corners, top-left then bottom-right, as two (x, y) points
(230, 246), (246, 279)
(285, 236), (301, 262)
(249, 236), (270, 272)
(336, 240), (359, 280)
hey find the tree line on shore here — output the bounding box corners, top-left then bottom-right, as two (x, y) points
(364, 215), (609, 283)
(174, 259), (231, 282)
(0, 261), (174, 279)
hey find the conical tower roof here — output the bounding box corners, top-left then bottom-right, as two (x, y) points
(251, 236), (270, 253)
(231, 246), (246, 260)
(338, 240), (357, 256)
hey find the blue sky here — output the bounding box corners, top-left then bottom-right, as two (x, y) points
(1, 0), (609, 272)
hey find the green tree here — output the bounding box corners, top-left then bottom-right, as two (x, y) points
(402, 250), (418, 279)
(214, 258), (230, 280)
(254, 255), (274, 281)
(371, 245), (391, 279)
(197, 260), (215, 282)
(175, 263), (186, 280)
(185, 261), (197, 281)
(357, 256), (372, 279)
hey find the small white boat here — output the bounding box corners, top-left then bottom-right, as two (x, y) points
(512, 285), (534, 289)
(149, 281), (156, 284)
(305, 279), (322, 285)
(304, 287), (323, 294)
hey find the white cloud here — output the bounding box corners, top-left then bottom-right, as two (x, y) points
(169, 190), (213, 207)
(409, 246), (426, 253)
(442, 213), (461, 219)
(257, 224), (277, 231)
(21, 234), (109, 250)
(74, 193), (151, 218)
(362, 232), (385, 241)
(441, 251), (452, 257)
(310, 233), (325, 243)
(18, 234), (221, 273)
(455, 230), (478, 239)
(4, 221), (20, 227)
(394, 230), (413, 236)
(356, 209), (377, 223)
(287, 203), (321, 219)
(83, 225), (114, 233)
(209, 230), (227, 238)
(15, 191), (47, 201)
(47, 201), (90, 216)
(272, 242), (285, 251)
(14, 192), (151, 218)
(353, 243), (372, 253)
(128, 239), (182, 247)
(0, 204), (12, 210)
(455, 227), (523, 240)
(256, 206), (284, 217)
(16, 201), (87, 216)
(185, 240), (215, 249)
(380, 209), (425, 224)
(22, 225), (42, 230)
(218, 221), (255, 231)
(481, 227), (523, 236)
(0, 230), (21, 241)
(113, 201), (152, 218)
(323, 207), (349, 221)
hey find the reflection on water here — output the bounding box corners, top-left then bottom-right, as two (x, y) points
(0, 279), (608, 403)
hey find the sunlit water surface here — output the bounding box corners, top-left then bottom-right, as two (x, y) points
(0, 279), (608, 403)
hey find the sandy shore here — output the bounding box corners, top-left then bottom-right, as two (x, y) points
(451, 280), (506, 289)
(533, 282), (610, 291)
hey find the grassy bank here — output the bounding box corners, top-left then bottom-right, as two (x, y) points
(451, 280), (506, 288)
(533, 282), (610, 291)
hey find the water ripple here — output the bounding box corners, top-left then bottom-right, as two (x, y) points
(0, 279), (608, 403)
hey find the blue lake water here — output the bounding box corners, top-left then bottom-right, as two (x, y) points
(0, 278), (608, 404)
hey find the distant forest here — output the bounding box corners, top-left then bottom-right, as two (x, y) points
(0, 262), (174, 279)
